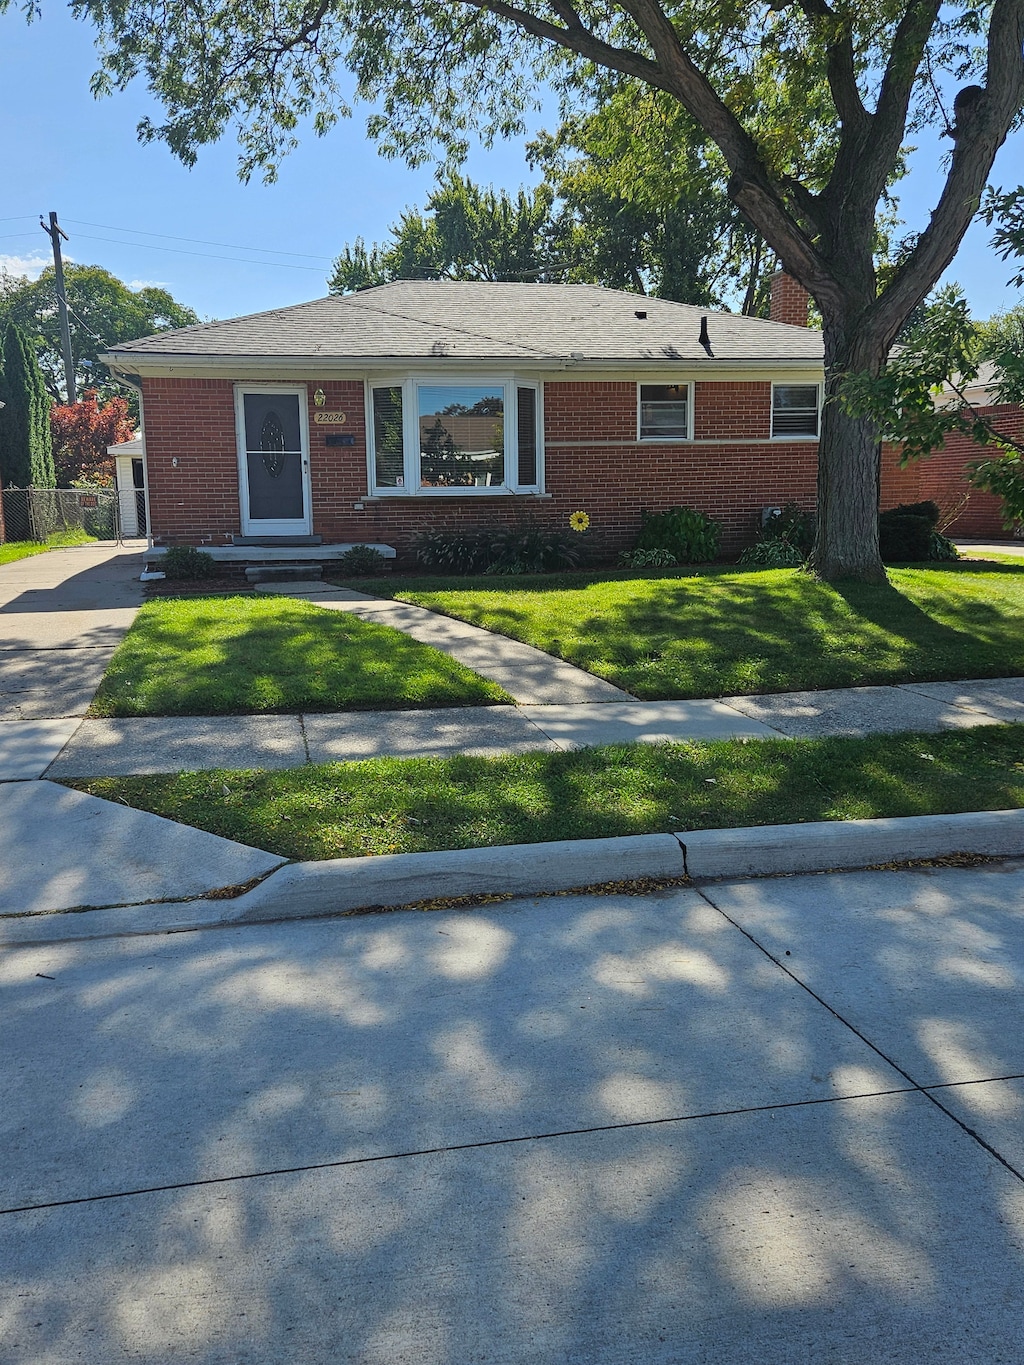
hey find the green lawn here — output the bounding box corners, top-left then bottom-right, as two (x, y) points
(69, 725), (1024, 862)
(90, 595), (511, 716)
(359, 562), (1024, 699)
(0, 530), (95, 566)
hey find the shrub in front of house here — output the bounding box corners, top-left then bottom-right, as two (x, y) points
(413, 521), (584, 575)
(761, 502), (815, 553)
(878, 502), (958, 561)
(618, 547), (679, 568)
(161, 545), (218, 580)
(738, 538), (806, 568)
(738, 502), (814, 568)
(337, 544), (387, 576)
(633, 506), (722, 563)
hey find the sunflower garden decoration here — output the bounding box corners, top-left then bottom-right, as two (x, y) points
(569, 510), (590, 532)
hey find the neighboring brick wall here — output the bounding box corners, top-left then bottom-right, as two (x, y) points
(880, 402), (1023, 539)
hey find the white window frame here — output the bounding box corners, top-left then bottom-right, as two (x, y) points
(365, 375), (544, 496)
(637, 380), (693, 442)
(234, 382), (312, 536)
(771, 382), (821, 440)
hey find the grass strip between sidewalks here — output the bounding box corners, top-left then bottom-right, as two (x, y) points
(90, 595), (512, 716)
(360, 562), (1024, 699)
(67, 725), (1024, 862)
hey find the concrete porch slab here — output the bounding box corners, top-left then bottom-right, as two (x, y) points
(0, 718), (81, 780)
(0, 780), (282, 914)
(144, 542), (396, 562)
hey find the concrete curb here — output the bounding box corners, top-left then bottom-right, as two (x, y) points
(3, 811), (1023, 947)
(680, 808), (1024, 880)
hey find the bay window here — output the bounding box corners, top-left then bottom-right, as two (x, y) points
(367, 377), (542, 495)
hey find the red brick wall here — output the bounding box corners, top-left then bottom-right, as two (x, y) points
(142, 374), (822, 560)
(880, 402), (1023, 539)
(769, 273), (810, 328)
(143, 378), (239, 545)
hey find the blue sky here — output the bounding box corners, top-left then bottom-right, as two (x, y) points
(3, 4), (1022, 326)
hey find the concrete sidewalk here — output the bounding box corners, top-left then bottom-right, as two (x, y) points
(28, 674), (1024, 779)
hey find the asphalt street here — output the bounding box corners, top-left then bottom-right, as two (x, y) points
(3, 860), (1024, 1363)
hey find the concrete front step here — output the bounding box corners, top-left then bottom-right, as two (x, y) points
(245, 563), (323, 583)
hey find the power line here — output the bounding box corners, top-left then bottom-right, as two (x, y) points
(69, 230), (327, 272)
(63, 217), (333, 262)
(0, 216), (36, 224)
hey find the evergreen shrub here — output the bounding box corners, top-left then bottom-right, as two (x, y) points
(161, 546), (218, 580)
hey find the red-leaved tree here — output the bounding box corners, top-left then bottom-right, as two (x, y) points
(49, 391), (135, 487)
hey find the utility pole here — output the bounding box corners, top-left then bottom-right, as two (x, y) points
(40, 211), (76, 403)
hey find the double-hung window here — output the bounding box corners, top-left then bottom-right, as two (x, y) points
(638, 383), (692, 441)
(367, 378), (542, 495)
(771, 383), (820, 437)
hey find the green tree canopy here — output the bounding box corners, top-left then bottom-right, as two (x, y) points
(330, 175), (562, 291)
(0, 321), (55, 488)
(0, 264), (199, 403)
(332, 121), (781, 310)
(35, 0), (1024, 579)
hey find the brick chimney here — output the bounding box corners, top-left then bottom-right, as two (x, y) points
(769, 270), (810, 327)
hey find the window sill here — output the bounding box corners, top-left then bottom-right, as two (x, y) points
(369, 487), (544, 498)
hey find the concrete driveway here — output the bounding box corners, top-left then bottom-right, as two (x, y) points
(0, 543), (144, 776)
(2, 860), (1023, 1362)
(0, 542), (143, 719)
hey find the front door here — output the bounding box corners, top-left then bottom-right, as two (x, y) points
(237, 387), (312, 537)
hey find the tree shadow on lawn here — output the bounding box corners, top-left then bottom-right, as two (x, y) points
(90, 596), (509, 717)
(404, 568), (1024, 700)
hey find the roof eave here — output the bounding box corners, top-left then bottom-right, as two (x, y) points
(103, 351), (824, 375)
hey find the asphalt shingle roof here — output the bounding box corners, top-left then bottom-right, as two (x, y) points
(106, 280), (825, 365)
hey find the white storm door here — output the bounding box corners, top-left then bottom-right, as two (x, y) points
(237, 387), (312, 536)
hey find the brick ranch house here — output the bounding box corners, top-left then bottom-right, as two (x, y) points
(102, 276), (1016, 572)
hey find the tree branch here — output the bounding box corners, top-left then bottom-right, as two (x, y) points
(870, 0), (1024, 347)
(793, 0), (867, 133)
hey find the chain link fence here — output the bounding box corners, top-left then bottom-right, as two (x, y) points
(0, 486), (124, 544)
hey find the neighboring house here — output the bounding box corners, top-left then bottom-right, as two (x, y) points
(101, 276), (1015, 567)
(108, 433), (148, 537)
(882, 361), (1023, 540)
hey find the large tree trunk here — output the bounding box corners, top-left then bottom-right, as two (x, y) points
(807, 318), (888, 583)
